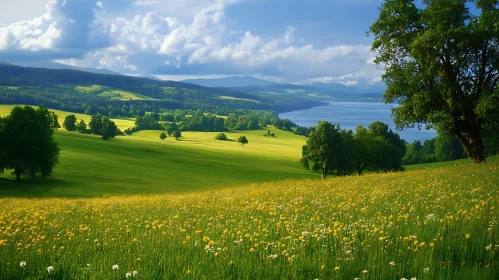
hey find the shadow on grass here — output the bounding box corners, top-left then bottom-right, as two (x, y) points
(0, 176), (64, 198)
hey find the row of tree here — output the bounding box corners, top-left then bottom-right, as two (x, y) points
(403, 134), (467, 165)
(121, 109), (309, 137)
(301, 121), (406, 178)
(63, 114), (120, 140)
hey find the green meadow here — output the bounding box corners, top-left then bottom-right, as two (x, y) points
(0, 106), (315, 197)
(74, 85), (153, 100)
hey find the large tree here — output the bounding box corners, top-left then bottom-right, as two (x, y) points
(369, 0), (499, 163)
(63, 115), (77, 131)
(0, 106), (60, 182)
(301, 121), (343, 178)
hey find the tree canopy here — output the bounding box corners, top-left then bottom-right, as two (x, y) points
(369, 0), (499, 163)
(237, 136), (249, 146)
(301, 121), (406, 178)
(0, 106), (60, 181)
(63, 115), (77, 131)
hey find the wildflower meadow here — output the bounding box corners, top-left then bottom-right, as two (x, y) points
(0, 161), (498, 279)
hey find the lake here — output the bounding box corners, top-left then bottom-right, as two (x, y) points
(279, 102), (436, 143)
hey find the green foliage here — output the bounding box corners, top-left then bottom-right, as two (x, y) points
(135, 115), (162, 130)
(89, 114), (119, 140)
(215, 133), (228, 141)
(76, 119), (88, 134)
(237, 136), (249, 146)
(302, 121), (406, 177)
(173, 129), (182, 140)
(301, 121), (343, 178)
(369, 0), (499, 163)
(63, 115), (77, 131)
(0, 106), (60, 181)
(160, 132), (167, 141)
(404, 132), (466, 165)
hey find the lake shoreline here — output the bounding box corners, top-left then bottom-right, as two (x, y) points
(279, 101), (436, 143)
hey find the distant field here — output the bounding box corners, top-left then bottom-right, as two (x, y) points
(74, 85), (152, 100)
(0, 158), (497, 279)
(0, 105), (135, 131)
(220, 95), (260, 103)
(0, 117), (314, 197)
(0, 86), (19, 90)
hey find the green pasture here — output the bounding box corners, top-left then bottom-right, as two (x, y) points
(0, 105), (135, 131)
(74, 85), (151, 100)
(0, 106), (314, 197)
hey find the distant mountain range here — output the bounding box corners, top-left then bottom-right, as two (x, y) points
(180, 75), (386, 99)
(3, 61), (123, 76)
(179, 76), (386, 102)
(181, 76), (276, 87)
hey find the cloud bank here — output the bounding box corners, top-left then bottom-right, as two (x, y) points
(0, 0), (381, 84)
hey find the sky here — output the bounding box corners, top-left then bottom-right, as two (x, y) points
(0, 0), (385, 84)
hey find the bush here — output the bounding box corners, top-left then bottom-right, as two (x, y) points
(215, 133), (228, 141)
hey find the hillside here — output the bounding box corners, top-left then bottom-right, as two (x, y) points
(0, 158), (497, 279)
(182, 76), (276, 87)
(0, 64), (323, 113)
(179, 76), (385, 102)
(0, 122), (314, 197)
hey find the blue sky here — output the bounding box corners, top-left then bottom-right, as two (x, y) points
(0, 0), (384, 84)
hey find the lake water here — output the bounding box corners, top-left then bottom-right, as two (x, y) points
(279, 102), (436, 143)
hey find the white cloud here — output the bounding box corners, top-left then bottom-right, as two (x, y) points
(0, 8), (61, 51)
(0, 0), (382, 84)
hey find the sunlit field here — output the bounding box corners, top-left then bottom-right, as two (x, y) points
(0, 161), (497, 279)
(0, 105), (135, 131)
(0, 106), (315, 197)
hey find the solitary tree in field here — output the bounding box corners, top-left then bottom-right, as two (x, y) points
(237, 136), (248, 146)
(0, 106), (60, 182)
(369, 0), (499, 163)
(63, 115), (77, 131)
(215, 133), (228, 141)
(173, 129), (182, 140)
(160, 132), (167, 141)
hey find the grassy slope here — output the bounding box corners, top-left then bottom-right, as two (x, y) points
(75, 85), (152, 100)
(0, 104), (135, 131)
(0, 112), (314, 197)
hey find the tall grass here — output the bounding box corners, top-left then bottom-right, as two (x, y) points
(1, 161), (498, 279)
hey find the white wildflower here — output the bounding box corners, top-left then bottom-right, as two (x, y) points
(112, 264), (119, 270)
(486, 244), (492, 251)
(424, 267), (429, 273)
(20, 261), (26, 268)
(126, 272), (132, 278)
(362, 270), (368, 274)
(132, 270), (138, 276)
(47, 266), (54, 273)
(389, 261), (395, 266)
(267, 254), (279, 260)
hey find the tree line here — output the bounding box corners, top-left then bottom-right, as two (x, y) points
(63, 114), (121, 140)
(121, 109), (309, 136)
(301, 121), (407, 178)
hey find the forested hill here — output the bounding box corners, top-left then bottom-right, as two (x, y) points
(0, 64), (323, 114)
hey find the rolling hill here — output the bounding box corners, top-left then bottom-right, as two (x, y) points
(0, 64), (323, 114)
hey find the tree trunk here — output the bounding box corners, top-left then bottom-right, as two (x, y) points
(455, 133), (486, 164)
(15, 170), (21, 182)
(321, 168), (327, 179)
